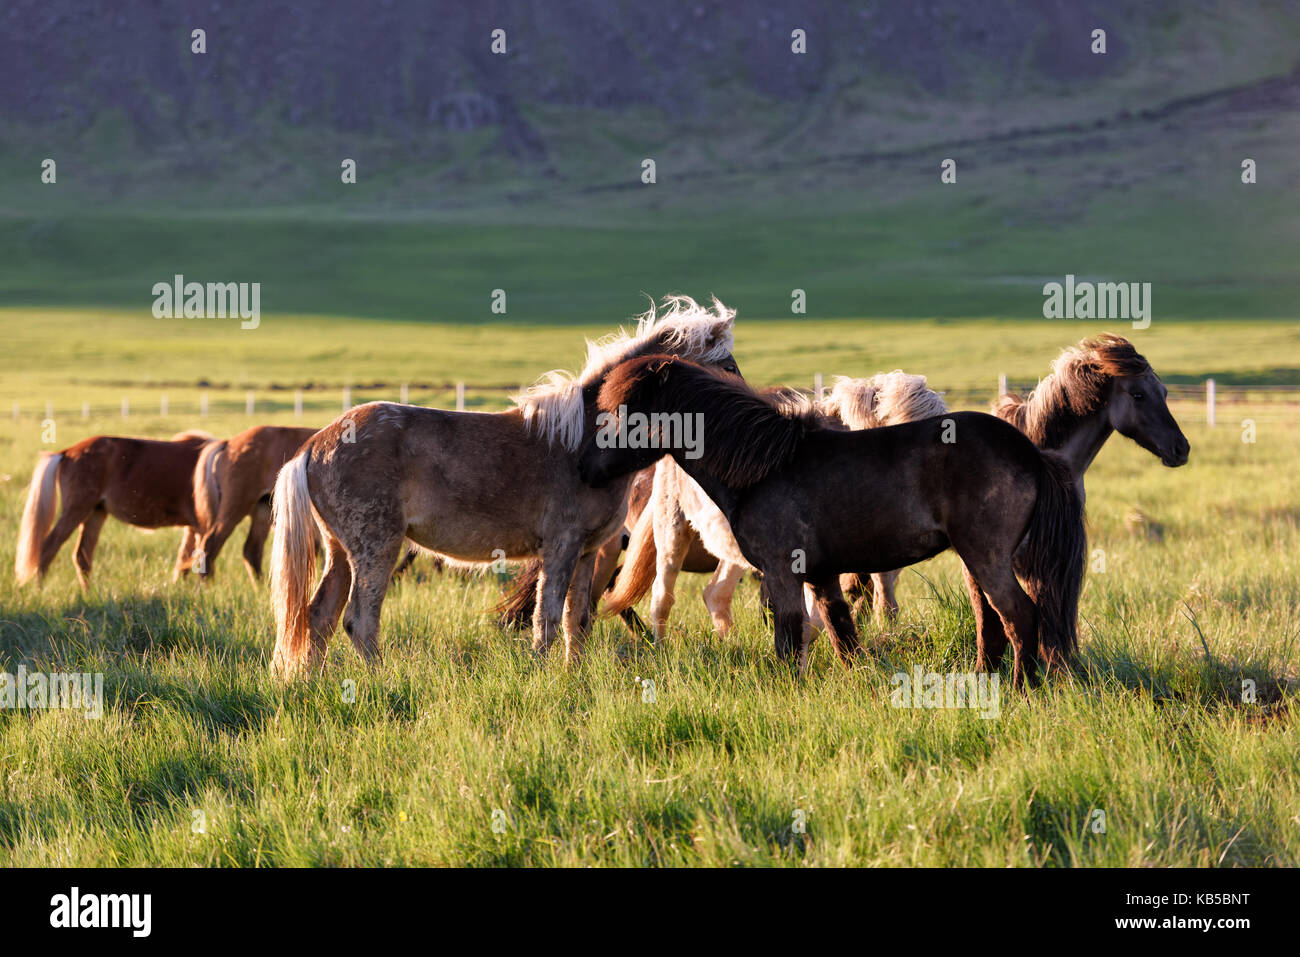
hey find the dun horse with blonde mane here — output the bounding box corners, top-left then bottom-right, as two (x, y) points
(269, 297), (740, 675)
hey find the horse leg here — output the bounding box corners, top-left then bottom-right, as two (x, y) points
(873, 570), (901, 625)
(765, 572), (807, 665)
(341, 536), (403, 667)
(533, 536), (582, 655)
(961, 562), (1008, 673)
(650, 507), (692, 640)
(840, 573), (871, 620)
(306, 533), (351, 669)
(587, 533), (623, 611)
(966, 560), (1038, 689)
(172, 526), (198, 581)
(390, 543), (420, 580)
(701, 560), (746, 636)
(72, 507), (108, 589)
(562, 549), (599, 663)
(39, 494), (97, 582)
(239, 497), (273, 582)
(809, 576), (861, 668)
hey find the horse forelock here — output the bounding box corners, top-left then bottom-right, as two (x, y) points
(1004, 334), (1155, 445)
(515, 295), (736, 452)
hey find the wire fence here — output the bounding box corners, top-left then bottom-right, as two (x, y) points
(6, 377), (1299, 428)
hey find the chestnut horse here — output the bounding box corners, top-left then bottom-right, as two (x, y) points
(183, 424), (318, 581)
(269, 296), (739, 675)
(580, 356), (1086, 687)
(15, 430), (212, 587)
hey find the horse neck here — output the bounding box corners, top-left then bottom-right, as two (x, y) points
(1045, 406), (1113, 486)
(664, 451), (742, 527)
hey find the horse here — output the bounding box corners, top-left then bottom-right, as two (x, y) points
(601, 372), (947, 638)
(579, 355), (1086, 687)
(183, 424), (319, 581)
(15, 430), (213, 588)
(268, 296), (740, 675)
(838, 333), (1190, 645)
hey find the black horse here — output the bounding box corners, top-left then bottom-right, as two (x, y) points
(579, 355), (1087, 687)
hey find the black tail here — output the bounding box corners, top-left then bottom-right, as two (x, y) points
(1016, 451), (1086, 670)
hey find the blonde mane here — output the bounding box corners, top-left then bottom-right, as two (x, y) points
(819, 371), (947, 429)
(994, 334), (1152, 447)
(514, 295), (736, 451)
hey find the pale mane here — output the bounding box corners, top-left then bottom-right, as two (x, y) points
(514, 295), (736, 451)
(819, 371), (947, 429)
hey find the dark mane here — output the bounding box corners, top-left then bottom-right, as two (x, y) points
(995, 333), (1153, 447)
(599, 356), (809, 488)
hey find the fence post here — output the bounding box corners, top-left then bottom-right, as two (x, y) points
(81, 402), (89, 420)
(998, 372), (1007, 397)
(121, 397), (129, 419)
(342, 386), (352, 411)
(45, 400), (54, 420)
(400, 383), (409, 405)
(294, 389), (303, 418)
(200, 392), (209, 418)
(245, 390), (255, 416)
(1206, 378), (1216, 427)
(160, 394), (168, 417)
(456, 382), (466, 411)
(813, 372), (824, 402)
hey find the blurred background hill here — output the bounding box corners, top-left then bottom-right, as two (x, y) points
(0, 0), (1297, 320)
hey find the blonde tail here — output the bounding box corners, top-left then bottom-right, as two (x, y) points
(14, 452), (62, 585)
(600, 505), (657, 617)
(193, 439), (227, 531)
(270, 454), (318, 676)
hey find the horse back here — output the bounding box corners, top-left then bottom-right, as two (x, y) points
(61, 435), (203, 528)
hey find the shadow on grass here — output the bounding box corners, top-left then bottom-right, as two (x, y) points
(0, 595), (265, 667)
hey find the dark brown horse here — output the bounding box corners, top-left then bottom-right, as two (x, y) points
(15, 430), (213, 587)
(269, 297), (739, 675)
(184, 424), (319, 581)
(580, 356), (1087, 686)
(843, 333), (1190, 654)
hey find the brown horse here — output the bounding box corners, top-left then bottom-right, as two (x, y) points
(602, 372), (947, 638)
(841, 335), (1190, 629)
(15, 430), (213, 588)
(269, 296), (740, 675)
(580, 355), (1087, 687)
(183, 424), (319, 581)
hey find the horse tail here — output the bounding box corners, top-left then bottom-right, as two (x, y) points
(270, 453), (318, 676)
(1018, 450), (1086, 671)
(14, 452), (62, 585)
(193, 439), (227, 531)
(495, 559), (540, 630)
(600, 505), (656, 617)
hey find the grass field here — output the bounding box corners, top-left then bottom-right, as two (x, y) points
(0, 311), (1296, 866)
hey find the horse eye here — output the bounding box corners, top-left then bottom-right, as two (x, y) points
(1132, 391), (1145, 402)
